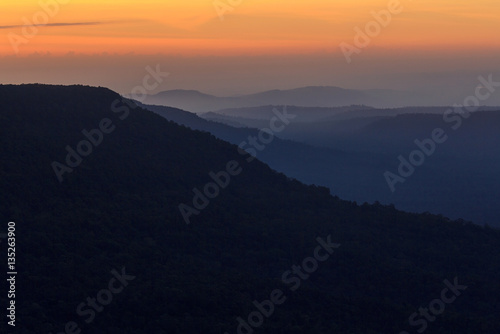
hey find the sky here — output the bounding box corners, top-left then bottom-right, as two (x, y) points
(0, 0), (499, 99)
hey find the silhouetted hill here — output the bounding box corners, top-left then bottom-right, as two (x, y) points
(201, 105), (500, 128)
(201, 106), (500, 226)
(202, 105), (375, 124)
(139, 102), (392, 212)
(1, 84), (500, 334)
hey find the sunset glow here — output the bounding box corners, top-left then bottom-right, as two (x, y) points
(1, 0), (499, 56)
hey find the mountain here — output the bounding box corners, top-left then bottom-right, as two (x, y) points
(202, 105), (376, 124)
(138, 102), (392, 210)
(142, 89), (229, 113)
(144, 86), (431, 113)
(142, 102), (500, 226)
(200, 105), (500, 128)
(137, 101), (356, 159)
(1, 84), (500, 334)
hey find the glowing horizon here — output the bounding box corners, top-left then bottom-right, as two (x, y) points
(1, 0), (499, 56)
(1, 0), (499, 99)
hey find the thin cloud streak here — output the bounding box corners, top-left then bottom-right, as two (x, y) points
(0, 21), (137, 30)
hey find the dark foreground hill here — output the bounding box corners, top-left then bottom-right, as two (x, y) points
(1, 84), (500, 334)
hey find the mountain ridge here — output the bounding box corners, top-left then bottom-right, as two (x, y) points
(144, 85), (430, 112)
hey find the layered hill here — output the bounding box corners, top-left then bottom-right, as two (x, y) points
(144, 86), (430, 113)
(142, 103), (500, 226)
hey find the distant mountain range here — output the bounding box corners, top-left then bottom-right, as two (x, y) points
(143, 86), (435, 113)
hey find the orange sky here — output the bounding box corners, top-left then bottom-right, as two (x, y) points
(1, 0), (499, 56)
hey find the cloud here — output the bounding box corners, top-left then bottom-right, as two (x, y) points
(0, 21), (133, 30)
